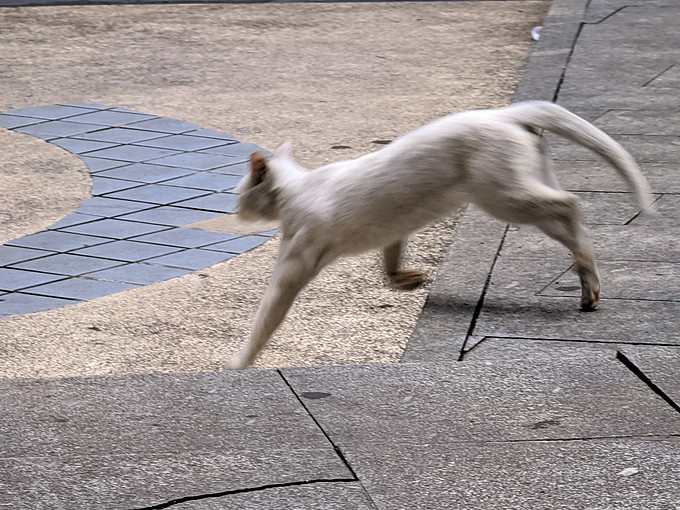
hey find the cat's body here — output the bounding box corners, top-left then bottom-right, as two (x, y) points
(229, 101), (653, 369)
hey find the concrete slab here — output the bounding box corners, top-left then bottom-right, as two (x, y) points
(502, 224), (680, 263)
(344, 439), (680, 510)
(282, 359), (680, 446)
(0, 370), (351, 509)
(474, 294), (680, 345)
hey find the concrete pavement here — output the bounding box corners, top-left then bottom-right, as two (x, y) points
(1, 0), (679, 508)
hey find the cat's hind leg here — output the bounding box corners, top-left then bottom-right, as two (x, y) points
(383, 241), (426, 291)
(481, 185), (599, 311)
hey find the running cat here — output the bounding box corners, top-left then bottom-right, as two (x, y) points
(228, 101), (653, 369)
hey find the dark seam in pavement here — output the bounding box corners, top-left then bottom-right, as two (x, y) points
(478, 335), (680, 347)
(130, 478), (358, 510)
(276, 370), (359, 480)
(624, 193), (663, 225)
(458, 224), (509, 360)
(643, 64), (675, 88)
(616, 350), (680, 415)
(460, 336), (488, 359)
(277, 370), (381, 508)
(585, 5), (629, 25)
(468, 433), (680, 445)
(552, 21), (585, 103)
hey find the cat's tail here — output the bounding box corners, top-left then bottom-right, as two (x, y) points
(504, 101), (655, 213)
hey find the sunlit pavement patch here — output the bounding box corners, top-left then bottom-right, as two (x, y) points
(0, 104), (275, 317)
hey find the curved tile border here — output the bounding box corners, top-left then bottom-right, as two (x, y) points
(0, 103), (275, 317)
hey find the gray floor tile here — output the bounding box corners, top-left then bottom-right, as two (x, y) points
(47, 213), (102, 230)
(95, 162), (193, 183)
(15, 120), (101, 139)
(73, 127), (170, 144)
(60, 218), (169, 240)
(145, 249), (234, 270)
(211, 161), (250, 176)
(0, 268), (66, 292)
(131, 228), (238, 249)
(59, 102), (111, 110)
(150, 152), (240, 171)
(9, 253), (125, 276)
(6, 230), (111, 252)
(184, 128), (239, 141)
(105, 184), (209, 205)
(0, 246), (53, 266)
(22, 277), (139, 300)
(135, 134), (229, 151)
(79, 156), (129, 172)
(163, 172), (242, 192)
(87, 262), (191, 285)
(71, 240), (182, 262)
(85, 145), (182, 163)
(90, 177), (142, 196)
(77, 197), (157, 217)
(67, 110), (156, 126)
(0, 114), (45, 129)
(204, 235), (268, 254)
(174, 193), (238, 213)
(0, 292), (76, 317)
(126, 116), (199, 134)
(6, 104), (95, 120)
(200, 142), (267, 159)
(50, 138), (119, 154)
(116, 206), (221, 227)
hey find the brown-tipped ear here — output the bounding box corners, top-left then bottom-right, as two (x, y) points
(250, 152), (268, 185)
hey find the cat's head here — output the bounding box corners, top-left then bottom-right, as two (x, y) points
(237, 140), (297, 222)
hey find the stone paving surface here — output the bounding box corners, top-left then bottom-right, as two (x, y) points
(1, 0), (679, 509)
(0, 104), (274, 316)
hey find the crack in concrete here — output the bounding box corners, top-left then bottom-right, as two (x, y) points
(616, 350), (680, 414)
(642, 63), (675, 88)
(276, 370), (380, 509)
(131, 478), (359, 510)
(457, 224), (509, 361)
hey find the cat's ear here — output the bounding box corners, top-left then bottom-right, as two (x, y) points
(275, 139), (294, 160)
(250, 152), (269, 185)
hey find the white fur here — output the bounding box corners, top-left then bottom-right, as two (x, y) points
(228, 101), (654, 369)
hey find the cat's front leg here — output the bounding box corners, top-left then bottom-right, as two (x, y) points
(227, 236), (328, 369)
(383, 241), (426, 291)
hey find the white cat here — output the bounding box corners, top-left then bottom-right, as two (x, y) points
(228, 101), (653, 369)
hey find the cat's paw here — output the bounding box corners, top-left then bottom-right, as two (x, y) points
(580, 287), (600, 312)
(389, 269), (427, 291)
(225, 353), (249, 370)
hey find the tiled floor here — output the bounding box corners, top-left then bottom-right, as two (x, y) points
(0, 103), (276, 317)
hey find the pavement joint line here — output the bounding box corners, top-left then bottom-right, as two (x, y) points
(130, 477), (360, 510)
(473, 335), (680, 348)
(458, 223), (510, 360)
(1, 104), (278, 316)
(624, 193), (663, 225)
(584, 5), (628, 25)
(616, 351), (680, 415)
(276, 369), (362, 482)
(552, 20), (584, 102)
